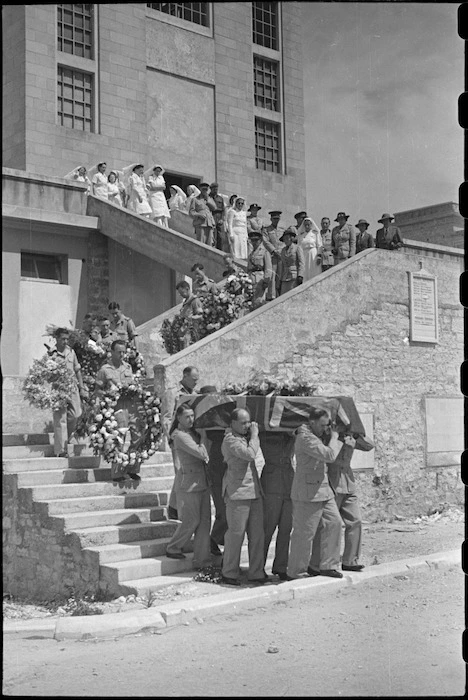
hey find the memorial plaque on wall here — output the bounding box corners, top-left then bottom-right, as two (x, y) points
(408, 267), (439, 343)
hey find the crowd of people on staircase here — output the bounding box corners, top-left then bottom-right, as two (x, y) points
(65, 165), (404, 289)
(162, 367), (364, 585)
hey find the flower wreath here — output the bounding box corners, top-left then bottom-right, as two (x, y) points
(23, 355), (78, 411)
(222, 373), (317, 397)
(87, 384), (163, 466)
(160, 315), (199, 355)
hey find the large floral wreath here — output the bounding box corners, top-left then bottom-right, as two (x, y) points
(22, 355), (78, 411)
(161, 270), (254, 354)
(87, 384), (163, 466)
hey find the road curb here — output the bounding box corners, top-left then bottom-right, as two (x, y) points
(3, 549), (460, 641)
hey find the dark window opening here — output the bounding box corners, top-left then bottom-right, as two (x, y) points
(21, 253), (64, 283)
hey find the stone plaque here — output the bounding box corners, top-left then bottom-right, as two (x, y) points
(408, 268), (438, 343)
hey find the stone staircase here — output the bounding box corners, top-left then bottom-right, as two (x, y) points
(3, 432), (199, 598)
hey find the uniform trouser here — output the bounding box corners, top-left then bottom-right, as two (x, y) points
(210, 479), (228, 546)
(251, 272), (268, 309)
(194, 225), (214, 247)
(222, 497), (265, 581)
(287, 497), (342, 577)
(53, 400), (81, 455)
(166, 488), (212, 568)
(309, 492), (362, 569)
(266, 260), (279, 300)
(111, 400), (144, 478)
(279, 279), (298, 296)
(263, 493), (292, 574)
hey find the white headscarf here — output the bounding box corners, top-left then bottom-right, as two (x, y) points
(86, 163), (102, 182)
(64, 166), (87, 180)
(169, 185), (187, 201)
(234, 196), (245, 209)
(121, 163), (143, 190)
(187, 184), (201, 198)
(297, 216), (320, 235)
(144, 164), (165, 180)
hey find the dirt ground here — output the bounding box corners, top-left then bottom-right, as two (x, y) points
(3, 563), (464, 697)
(3, 507), (463, 619)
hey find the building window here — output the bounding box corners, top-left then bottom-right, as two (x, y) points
(255, 118), (280, 173)
(252, 2), (278, 50)
(147, 3), (209, 27)
(21, 253), (63, 283)
(57, 4), (93, 59)
(57, 66), (94, 131)
(254, 56), (279, 111)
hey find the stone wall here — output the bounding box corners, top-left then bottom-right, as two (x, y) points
(154, 244), (463, 520)
(3, 473), (100, 600)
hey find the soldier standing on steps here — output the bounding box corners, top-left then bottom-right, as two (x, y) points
(95, 340), (144, 484)
(49, 327), (88, 457)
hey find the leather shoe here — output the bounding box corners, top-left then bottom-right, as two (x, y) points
(342, 564), (365, 572)
(273, 572), (289, 581)
(220, 576), (241, 586)
(319, 569), (343, 578)
(210, 541), (223, 556)
(166, 551), (186, 560)
(167, 506), (178, 520)
(307, 568), (320, 577)
(128, 473), (141, 482)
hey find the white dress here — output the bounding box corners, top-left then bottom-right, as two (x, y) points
(147, 175), (170, 219)
(297, 230), (323, 281)
(107, 181), (123, 207)
(127, 173), (152, 215)
(227, 208), (248, 259)
(92, 172), (108, 199)
(168, 191), (186, 211)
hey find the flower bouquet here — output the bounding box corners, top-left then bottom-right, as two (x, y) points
(222, 372), (317, 397)
(161, 315), (199, 355)
(124, 347), (147, 380)
(87, 384), (163, 466)
(22, 354), (77, 411)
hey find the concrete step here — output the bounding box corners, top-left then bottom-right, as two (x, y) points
(72, 520), (178, 547)
(14, 462), (174, 487)
(116, 573), (197, 597)
(41, 491), (170, 515)
(2, 444), (56, 459)
(29, 476), (174, 500)
(56, 506), (168, 530)
(85, 536), (193, 564)
(3, 452), (173, 473)
(100, 553), (196, 585)
(2, 433), (53, 446)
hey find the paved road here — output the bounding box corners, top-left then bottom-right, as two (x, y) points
(3, 564), (464, 697)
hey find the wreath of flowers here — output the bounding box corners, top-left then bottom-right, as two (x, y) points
(87, 384), (163, 466)
(222, 373), (317, 397)
(22, 355), (78, 411)
(161, 270), (254, 354)
(160, 315), (199, 355)
(124, 346), (147, 380)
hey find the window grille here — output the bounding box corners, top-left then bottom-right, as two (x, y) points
(254, 56), (279, 111)
(255, 118), (280, 173)
(147, 3), (209, 27)
(57, 66), (93, 131)
(57, 4), (93, 59)
(252, 2), (278, 50)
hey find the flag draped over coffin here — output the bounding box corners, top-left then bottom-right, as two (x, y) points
(174, 393), (374, 452)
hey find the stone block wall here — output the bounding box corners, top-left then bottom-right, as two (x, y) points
(2, 5), (26, 169)
(154, 245), (463, 520)
(3, 474), (100, 600)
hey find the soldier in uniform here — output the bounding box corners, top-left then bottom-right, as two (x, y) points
(95, 339), (145, 483)
(247, 203), (264, 235)
(308, 436), (364, 574)
(291, 210), (307, 237)
(188, 182), (217, 246)
(247, 230), (272, 309)
(190, 263), (218, 298)
(277, 228), (305, 295)
(355, 219), (375, 253)
(375, 213), (404, 250)
(209, 182), (226, 251)
(331, 212), (357, 266)
(260, 431), (296, 581)
(262, 210), (285, 300)
(108, 301), (138, 350)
